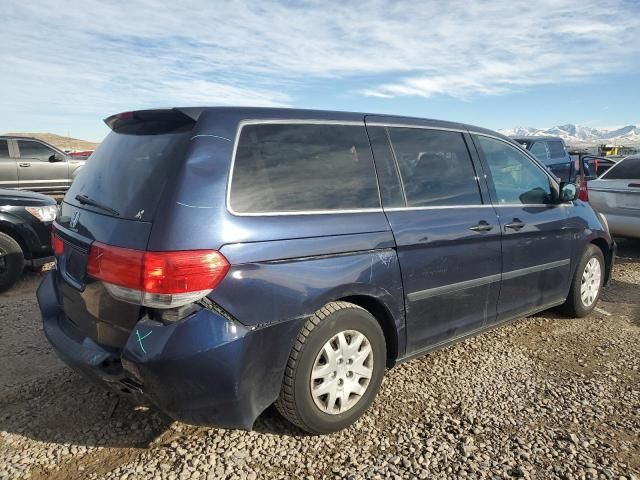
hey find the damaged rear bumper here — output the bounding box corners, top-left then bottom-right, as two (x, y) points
(37, 271), (300, 429)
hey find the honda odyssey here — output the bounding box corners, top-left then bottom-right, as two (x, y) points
(37, 107), (615, 434)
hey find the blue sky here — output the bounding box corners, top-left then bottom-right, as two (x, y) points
(1, 0), (639, 141)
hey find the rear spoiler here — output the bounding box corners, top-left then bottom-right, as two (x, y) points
(104, 108), (202, 135)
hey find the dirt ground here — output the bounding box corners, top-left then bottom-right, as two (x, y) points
(0, 240), (638, 479)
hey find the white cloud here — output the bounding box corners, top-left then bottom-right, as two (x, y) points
(1, 0), (639, 138)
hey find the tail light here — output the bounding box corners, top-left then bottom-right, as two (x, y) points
(87, 242), (229, 308)
(578, 181), (589, 202)
(594, 159), (599, 175)
(51, 229), (64, 256)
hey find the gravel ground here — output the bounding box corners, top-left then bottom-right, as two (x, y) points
(0, 240), (638, 480)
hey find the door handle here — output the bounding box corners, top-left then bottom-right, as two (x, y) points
(505, 219), (526, 230)
(18, 162), (31, 167)
(469, 221), (494, 232)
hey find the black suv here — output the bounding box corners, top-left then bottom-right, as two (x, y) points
(0, 189), (56, 291)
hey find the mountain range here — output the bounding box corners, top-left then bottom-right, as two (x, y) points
(498, 124), (640, 146)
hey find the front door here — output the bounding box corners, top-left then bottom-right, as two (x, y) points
(367, 122), (502, 353)
(16, 139), (69, 191)
(472, 134), (573, 322)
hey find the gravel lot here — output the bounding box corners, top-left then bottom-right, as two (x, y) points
(1, 240), (638, 480)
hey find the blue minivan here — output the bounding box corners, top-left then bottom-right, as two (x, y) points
(38, 108), (615, 434)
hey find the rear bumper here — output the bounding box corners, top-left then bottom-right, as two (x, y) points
(37, 271), (301, 429)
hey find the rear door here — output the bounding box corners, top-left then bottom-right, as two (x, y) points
(0, 139), (18, 189)
(589, 157), (640, 237)
(366, 120), (502, 353)
(16, 139), (69, 191)
(472, 134), (573, 322)
(54, 110), (196, 348)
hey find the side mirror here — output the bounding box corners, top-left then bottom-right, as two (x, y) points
(49, 153), (64, 163)
(559, 182), (578, 202)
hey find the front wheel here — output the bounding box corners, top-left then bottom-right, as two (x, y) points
(276, 301), (386, 434)
(559, 244), (605, 317)
(0, 232), (25, 293)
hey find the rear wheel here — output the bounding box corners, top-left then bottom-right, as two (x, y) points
(276, 301), (386, 434)
(0, 233), (25, 293)
(559, 244), (604, 317)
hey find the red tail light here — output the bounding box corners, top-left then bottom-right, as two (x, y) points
(51, 231), (64, 256)
(578, 181), (589, 201)
(87, 242), (229, 308)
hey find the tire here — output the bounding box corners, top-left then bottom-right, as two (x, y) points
(0, 232), (25, 293)
(558, 244), (605, 317)
(275, 301), (386, 434)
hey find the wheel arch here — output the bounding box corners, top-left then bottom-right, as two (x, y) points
(0, 221), (28, 258)
(338, 294), (400, 367)
(589, 237), (613, 284)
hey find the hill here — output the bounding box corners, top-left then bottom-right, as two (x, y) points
(2, 133), (99, 151)
(498, 124), (640, 147)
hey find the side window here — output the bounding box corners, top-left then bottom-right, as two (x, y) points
(476, 136), (553, 205)
(603, 157), (640, 179)
(547, 140), (566, 159)
(0, 140), (9, 159)
(387, 127), (482, 207)
(528, 141), (548, 162)
(230, 123), (380, 213)
(17, 140), (57, 162)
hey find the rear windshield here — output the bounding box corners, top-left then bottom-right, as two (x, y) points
(229, 123), (380, 213)
(603, 157), (640, 179)
(66, 131), (190, 220)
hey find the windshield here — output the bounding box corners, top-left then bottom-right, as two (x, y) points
(66, 131), (190, 221)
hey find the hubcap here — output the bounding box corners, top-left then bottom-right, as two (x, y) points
(580, 257), (602, 307)
(310, 330), (373, 415)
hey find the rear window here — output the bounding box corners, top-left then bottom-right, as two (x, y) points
(603, 157), (640, 179)
(0, 140), (9, 158)
(229, 123), (380, 213)
(67, 131), (190, 220)
(547, 141), (566, 158)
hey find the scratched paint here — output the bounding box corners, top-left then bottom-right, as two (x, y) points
(136, 329), (152, 354)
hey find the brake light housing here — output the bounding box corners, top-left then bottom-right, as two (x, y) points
(51, 230), (64, 256)
(87, 242), (229, 308)
(578, 181), (589, 202)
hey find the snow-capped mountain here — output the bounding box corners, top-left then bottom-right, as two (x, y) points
(498, 124), (640, 146)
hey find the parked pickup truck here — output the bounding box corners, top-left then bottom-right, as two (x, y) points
(0, 136), (86, 193)
(513, 136), (590, 182)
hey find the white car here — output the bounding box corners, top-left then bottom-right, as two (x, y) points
(587, 155), (640, 239)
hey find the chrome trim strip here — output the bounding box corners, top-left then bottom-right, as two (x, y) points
(407, 273), (502, 302)
(407, 259), (571, 302)
(502, 259), (570, 281)
(366, 122), (467, 133)
(384, 203), (571, 212)
(226, 119), (385, 217)
(589, 187), (639, 194)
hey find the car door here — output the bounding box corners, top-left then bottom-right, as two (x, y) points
(0, 139), (19, 189)
(472, 134), (573, 322)
(16, 139), (69, 191)
(366, 120), (502, 353)
(589, 156), (640, 238)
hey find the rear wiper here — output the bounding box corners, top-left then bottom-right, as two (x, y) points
(75, 194), (120, 217)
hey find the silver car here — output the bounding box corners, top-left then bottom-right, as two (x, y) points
(0, 136), (85, 193)
(588, 155), (640, 239)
